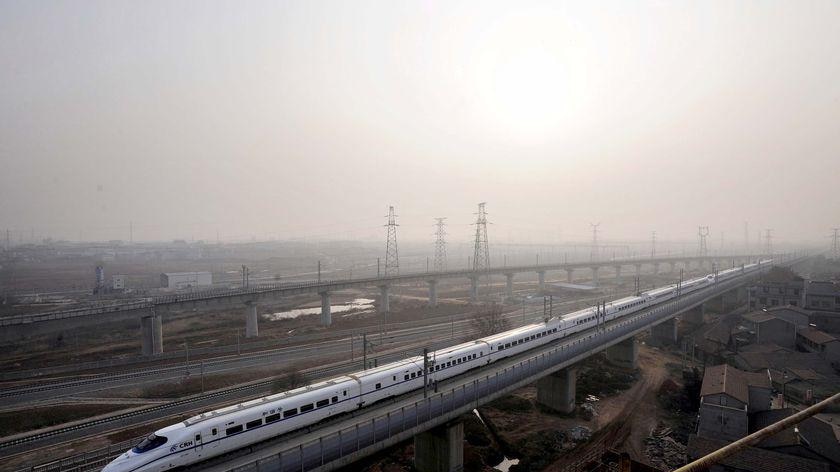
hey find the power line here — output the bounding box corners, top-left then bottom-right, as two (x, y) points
(472, 203), (490, 272)
(433, 217), (447, 272)
(384, 206), (399, 276)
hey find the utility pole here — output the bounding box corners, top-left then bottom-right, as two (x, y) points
(433, 217), (447, 272)
(241, 265), (249, 288)
(318, 260), (322, 283)
(384, 206), (399, 276)
(423, 347), (429, 398)
(590, 223), (601, 262)
(831, 228), (839, 261)
(363, 332), (368, 370)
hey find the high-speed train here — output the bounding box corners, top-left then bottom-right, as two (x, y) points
(103, 260), (771, 472)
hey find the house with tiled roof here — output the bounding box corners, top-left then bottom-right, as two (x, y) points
(697, 364), (772, 441)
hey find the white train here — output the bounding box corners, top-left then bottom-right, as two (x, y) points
(103, 260), (771, 472)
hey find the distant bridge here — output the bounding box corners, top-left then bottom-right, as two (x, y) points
(0, 253), (790, 348)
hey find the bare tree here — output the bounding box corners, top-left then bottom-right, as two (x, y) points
(272, 366), (307, 392)
(471, 302), (510, 337)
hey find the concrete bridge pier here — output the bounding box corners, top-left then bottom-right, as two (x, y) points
(414, 421), (464, 472)
(606, 337), (638, 369)
(469, 276), (479, 302)
(614, 265), (622, 280)
(635, 264), (642, 278)
(650, 318), (678, 346)
(591, 266), (600, 286)
(536, 367), (577, 414)
(320, 291), (332, 326)
(537, 271), (546, 294)
(682, 304), (705, 325)
(379, 285), (391, 313)
(245, 302), (259, 338)
(140, 312), (163, 356)
(505, 273), (514, 299)
(566, 268), (574, 283)
(428, 279), (438, 308)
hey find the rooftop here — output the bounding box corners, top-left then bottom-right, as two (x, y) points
(700, 364), (770, 404)
(687, 434), (829, 472)
(798, 327), (838, 345)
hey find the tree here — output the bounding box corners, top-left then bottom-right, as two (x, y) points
(272, 366), (307, 392)
(471, 302), (510, 337)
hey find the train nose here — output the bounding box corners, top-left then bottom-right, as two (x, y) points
(102, 452), (131, 472)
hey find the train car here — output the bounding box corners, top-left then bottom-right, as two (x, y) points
(429, 340), (490, 379)
(604, 295), (648, 320)
(348, 357), (425, 405)
(482, 322), (559, 362)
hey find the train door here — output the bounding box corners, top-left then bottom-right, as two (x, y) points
(193, 431), (203, 456)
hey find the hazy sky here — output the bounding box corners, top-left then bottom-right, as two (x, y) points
(1, 1), (839, 246)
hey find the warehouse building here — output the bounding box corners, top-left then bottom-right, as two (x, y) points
(160, 271), (212, 289)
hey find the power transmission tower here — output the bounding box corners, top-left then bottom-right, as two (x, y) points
(590, 223), (601, 261)
(472, 203), (490, 272)
(764, 229), (773, 255)
(651, 231), (657, 258)
(698, 226), (710, 257)
(433, 217), (447, 272)
(832, 228), (840, 261)
(384, 206), (399, 276)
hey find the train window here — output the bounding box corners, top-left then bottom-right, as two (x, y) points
(393, 376), (396, 381)
(375, 383), (382, 389)
(418, 370), (422, 376)
(505, 343), (511, 348)
(226, 425), (243, 435)
(405, 374), (410, 380)
(211, 428), (218, 436)
(411, 373), (416, 379)
(343, 390), (347, 396)
(498, 344), (503, 350)
(316, 399), (329, 408)
(300, 403), (314, 412)
(266, 413), (281, 423)
(332, 396), (338, 403)
(133, 433), (168, 453)
(195, 434), (201, 442)
(246, 419), (262, 429)
(283, 408), (298, 418)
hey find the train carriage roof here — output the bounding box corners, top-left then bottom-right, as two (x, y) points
(183, 375), (357, 426)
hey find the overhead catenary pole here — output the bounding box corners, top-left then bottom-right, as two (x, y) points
(433, 217), (447, 272)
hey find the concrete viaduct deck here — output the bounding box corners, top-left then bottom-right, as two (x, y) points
(0, 253), (776, 348)
(196, 257), (798, 472)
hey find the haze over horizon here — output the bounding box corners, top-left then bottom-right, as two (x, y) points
(2, 1), (839, 246)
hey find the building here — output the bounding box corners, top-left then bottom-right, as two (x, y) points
(687, 435), (829, 472)
(751, 409), (840, 469)
(697, 364), (772, 441)
(796, 327), (840, 365)
(112, 275), (125, 291)
(748, 267), (805, 310)
(160, 271), (212, 290)
(740, 311), (797, 348)
(764, 305), (811, 327)
(806, 281), (840, 312)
